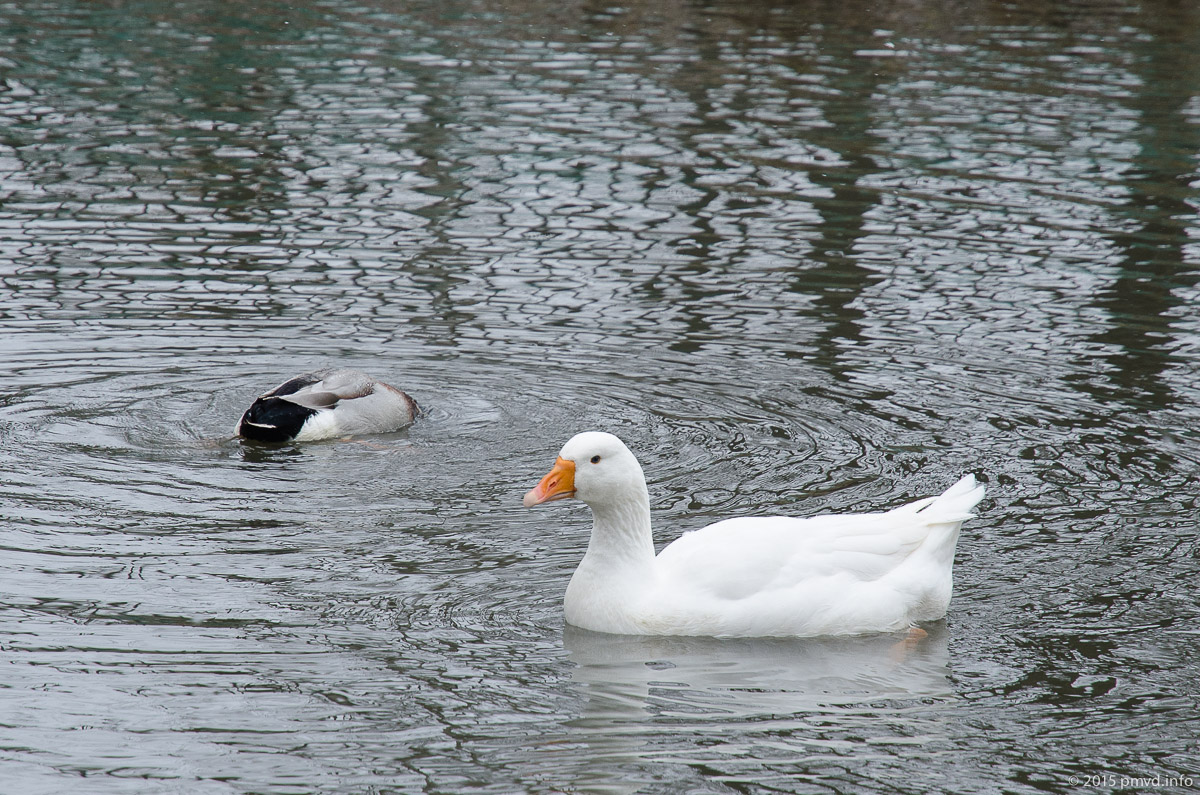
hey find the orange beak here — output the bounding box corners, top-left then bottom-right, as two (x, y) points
(523, 456), (576, 507)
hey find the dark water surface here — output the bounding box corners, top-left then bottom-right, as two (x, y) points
(2, 0), (1199, 792)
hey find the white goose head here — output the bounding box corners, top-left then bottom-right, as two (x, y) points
(523, 431), (647, 508)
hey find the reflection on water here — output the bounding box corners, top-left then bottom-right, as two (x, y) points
(2, 0), (1200, 792)
(558, 627), (953, 794)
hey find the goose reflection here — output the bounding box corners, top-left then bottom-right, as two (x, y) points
(551, 624), (954, 793)
(565, 622), (952, 713)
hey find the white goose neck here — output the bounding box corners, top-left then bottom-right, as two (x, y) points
(583, 488), (656, 569)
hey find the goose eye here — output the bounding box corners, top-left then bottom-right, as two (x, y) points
(590, 455), (601, 464)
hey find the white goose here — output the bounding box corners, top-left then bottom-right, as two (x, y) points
(235, 369), (418, 443)
(524, 431), (984, 638)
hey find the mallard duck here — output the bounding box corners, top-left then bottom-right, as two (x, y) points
(235, 369), (418, 443)
(524, 431), (984, 638)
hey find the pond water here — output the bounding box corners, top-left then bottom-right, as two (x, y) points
(2, 0), (1199, 792)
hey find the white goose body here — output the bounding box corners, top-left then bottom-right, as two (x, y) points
(235, 369), (418, 443)
(525, 432), (984, 638)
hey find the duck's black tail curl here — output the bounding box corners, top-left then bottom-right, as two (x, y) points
(236, 397), (317, 443)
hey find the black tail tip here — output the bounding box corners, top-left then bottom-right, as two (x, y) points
(236, 397), (315, 443)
